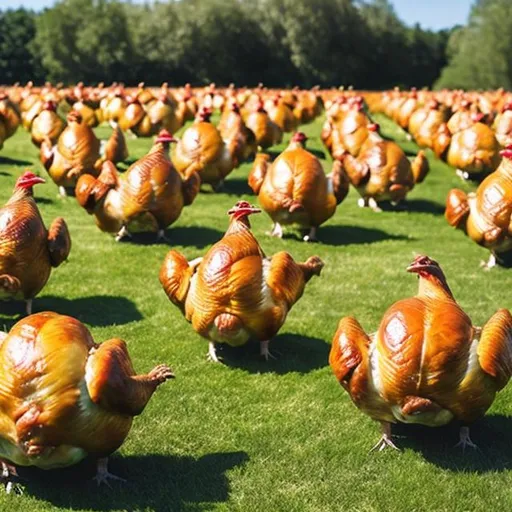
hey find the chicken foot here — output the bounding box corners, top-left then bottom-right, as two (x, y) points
(454, 426), (478, 452)
(115, 225), (132, 242)
(456, 169), (470, 181)
(260, 340), (277, 361)
(0, 461), (22, 495)
(58, 186), (67, 198)
(207, 342), (222, 363)
(357, 197), (382, 213)
(92, 457), (126, 487)
(268, 222), (283, 238)
(157, 229), (169, 242)
(480, 253), (496, 271)
(303, 227), (318, 243)
(369, 422), (400, 453)
(26, 299), (33, 316)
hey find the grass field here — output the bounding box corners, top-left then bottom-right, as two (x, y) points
(1, 112), (512, 512)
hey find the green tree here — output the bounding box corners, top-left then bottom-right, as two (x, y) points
(436, 0), (512, 89)
(0, 9), (43, 83)
(32, 0), (135, 83)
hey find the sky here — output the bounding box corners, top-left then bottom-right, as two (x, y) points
(2, 0), (474, 31)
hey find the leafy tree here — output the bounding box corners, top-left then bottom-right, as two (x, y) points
(436, 0), (512, 89)
(0, 9), (43, 83)
(31, 0), (136, 83)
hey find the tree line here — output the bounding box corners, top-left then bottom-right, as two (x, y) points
(0, 0), (496, 90)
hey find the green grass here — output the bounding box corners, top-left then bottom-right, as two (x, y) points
(1, 113), (512, 512)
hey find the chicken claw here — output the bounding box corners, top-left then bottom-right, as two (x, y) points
(1, 461), (23, 495)
(368, 197), (382, 213)
(157, 229), (169, 243)
(207, 342), (223, 363)
(480, 253), (496, 271)
(115, 225), (132, 242)
(369, 422), (400, 453)
(268, 222), (283, 238)
(303, 227), (318, 243)
(454, 426), (478, 452)
(93, 458), (126, 487)
(260, 340), (277, 361)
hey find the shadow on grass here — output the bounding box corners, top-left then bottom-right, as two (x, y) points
(223, 177), (253, 196)
(35, 196), (54, 205)
(0, 155), (34, 167)
(378, 199), (445, 215)
(392, 415), (512, 473)
(217, 333), (329, 374)
(124, 226), (223, 248)
(19, 451), (249, 510)
(34, 295), (143, 326)
(314, 224), (411, 246)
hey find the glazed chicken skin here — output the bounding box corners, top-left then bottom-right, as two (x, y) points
(0, 172), (71, 315)
(218, 100), (257, 164)
(160, 201), (324, 362)
(339, 124), (429, 211)
(40, 110), (101, 196)
(30, 101), (65, 148)
(244, 101), (283, 149)
(76, 130), (200, 241)
(0, 312), (173, 486)
(445, 146), (512, 269)
(172, 107), (237, 190)
(330, 255), (512, 451)
(493, 102), (512, 148)
(446, 113), (501, 180)
(248, 132), (349, 241)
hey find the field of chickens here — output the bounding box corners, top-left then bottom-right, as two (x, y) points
(1, 84), (512, 512)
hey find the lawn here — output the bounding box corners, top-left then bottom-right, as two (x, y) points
(1, 111), (512, 512)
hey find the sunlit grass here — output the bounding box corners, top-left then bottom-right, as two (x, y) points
(0, 113), (511, 511)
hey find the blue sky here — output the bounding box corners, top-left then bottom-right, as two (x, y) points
(2, 0), (474, 31)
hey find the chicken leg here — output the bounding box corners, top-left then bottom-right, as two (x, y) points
(303, 227), (318, 243)
(1, 460), (22, 495)
(269, 222), (283, 238)
(115, 225), (132, 242)
(92, 457), (126, 487)
(454, 426), (478, 452)
(369, 422), (400, 453)
(207, 341), (222, 363)
(480, 253), (496, 270)
(260, 340), (277, 361)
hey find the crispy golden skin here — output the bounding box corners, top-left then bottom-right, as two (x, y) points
(330, 259), (512, 427)
(248, 144), (348, 230)
(445, 156), (512, 258)
(0, 188), (70, 304)
(0, 312), (173, 469)
(160, 208), (323, 348)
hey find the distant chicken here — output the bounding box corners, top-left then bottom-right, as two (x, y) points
(447, 113), (501, 180)
(248, 132), (349, 241)
(160, 201), (324, 362)
(99, 122), (129, 165)
(0, 93), (20, 146)
(446, 145), (512, 268)
(40, 110), (101, 196)
(172, 107), (237, 190)
(0, 312), (173, 486)
(218, 101), (257, 163)
(493, 102), (512, 148)
(265, 96), (297, 133)
(76, 130), (199, 241)
(30, 101), (65, 148)
(329, 100), (370, 158)
(330, 255), (512, 451)
(0, 172), (71, 315)
(339, 124), (429, 211)
(414, 101), (446, 149)
(244, 101), (283, 149)
(118, 97), (156, 137)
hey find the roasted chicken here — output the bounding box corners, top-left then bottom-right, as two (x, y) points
(160, 201), (324, 362)
(446, 145), (512, 268)
(248, 132), (349, 241)
(76, 130), (199, 241)
(0, 172), (71, 315)
(0, 312), (173, 486)
(172, 107), (237, 190)
(40, 110), (101, 196)
(330, 255), (512, 451)
(30, 101), (65, 148)
(339, 124), (429, 210)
